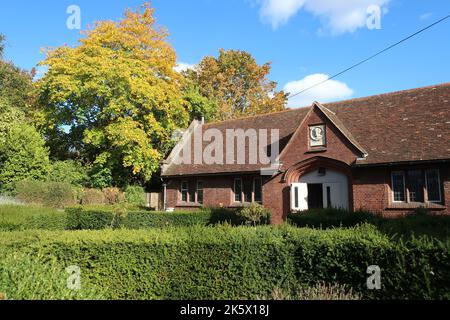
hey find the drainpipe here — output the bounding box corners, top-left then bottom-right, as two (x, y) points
(162, 182), (167, 212)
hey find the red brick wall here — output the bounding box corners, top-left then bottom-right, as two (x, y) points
(165, 175), (263, 210)
(165, 163), (449, 220)
(262, 174), (289, 224)
(352, 167), (389, 213)
(352, 164), (449, 217)
(280, 107), (361, 169)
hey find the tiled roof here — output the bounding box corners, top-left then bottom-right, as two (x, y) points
(162, 82), (450, 176)
(325, 83), (450, 165)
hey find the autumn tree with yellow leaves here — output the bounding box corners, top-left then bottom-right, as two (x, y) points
(37, 4), (189, 185)
(187, 49), (288, 121)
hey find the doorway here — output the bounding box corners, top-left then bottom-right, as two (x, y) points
(307, 184), (324, 209)
(296, 168), (349, 210)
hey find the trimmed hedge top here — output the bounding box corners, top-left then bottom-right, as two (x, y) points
(1, 225), (449, 300)
(0, 205), (239, 231)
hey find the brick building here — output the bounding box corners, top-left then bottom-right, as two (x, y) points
(162, 83), (450, 223)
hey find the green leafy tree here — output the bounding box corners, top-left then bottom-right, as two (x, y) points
(182, 82), (217, 122)
(0, 97), (25, 143)
(187, 49), (288, 121)
(0, 124), (50, 193)
(0, 33), (4, 58)
(37, 4), (189, 186)
(0, 34), (39, 129)
(48, 160), (89, 186)
(88, 166), (114, 189)
(0, 61), (33, 110)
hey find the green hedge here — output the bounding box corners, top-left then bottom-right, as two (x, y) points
(288, 208), (450, 239)
(0, 205), (67, 231)
(0, 205), (238, 231)
(1, 225), (449, 300)
(65, 207), (238, 230)
(65, 207), (212, 230)
(14, 180), (77, 208)
(0, 251), (104, 300)
(288, 208), (378, 228)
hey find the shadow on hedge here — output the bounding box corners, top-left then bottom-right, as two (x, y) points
(288, 208), (450, 239)
(207, 208), (241, 226)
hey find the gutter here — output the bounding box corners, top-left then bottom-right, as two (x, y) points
(353, 158), (450, 168)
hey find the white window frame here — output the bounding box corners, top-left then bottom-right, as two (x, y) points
(391, 171), (406, 203)
(291, 183), (309, 212)
(425, 169), (442, 203)
(181, 181), (189, 203)
(234, 178), (243, 203)
(253, 177), (263, 203)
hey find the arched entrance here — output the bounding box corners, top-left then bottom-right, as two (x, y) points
(298, 169), (349, 210)
(282, 157), (352, 212)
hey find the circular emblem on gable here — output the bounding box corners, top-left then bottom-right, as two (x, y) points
(310, 126), (324, 141)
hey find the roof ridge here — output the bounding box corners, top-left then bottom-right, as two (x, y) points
(321, 81), (450, 108)
(203, 108), (303, 127)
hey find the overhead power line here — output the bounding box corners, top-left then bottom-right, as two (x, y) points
(288, 14), (450, 100)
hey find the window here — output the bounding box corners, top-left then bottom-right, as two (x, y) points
(426, 170), (441, 202)
(244, 179), (253, 203)
(392, 172), (406, 202)
(408, 170), (424, 202)
(391, 169), (442, 204)
(254, 178), (263, 203)
(234, 178), (263, 204)
(181, 181), (189, 202)
(234, 179), (243, 203)
(197, 181), (204, 205)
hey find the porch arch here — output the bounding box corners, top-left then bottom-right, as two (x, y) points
(282, 157), (353, 211)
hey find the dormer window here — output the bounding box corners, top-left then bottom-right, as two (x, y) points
(309, 125), (326, 147)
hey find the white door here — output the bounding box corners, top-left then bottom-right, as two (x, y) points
(323, 183), (347, 209)
(291, 183), (309, 211)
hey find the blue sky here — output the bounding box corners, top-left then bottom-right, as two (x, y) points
(0, 0), (449, 108)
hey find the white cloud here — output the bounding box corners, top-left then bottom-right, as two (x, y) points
(419, 12), (432, 21)
(174, 62), (195, 73)
(259, 0), (306, 29)
(258, 0), (390, 34)
(284, 73), (354, 108)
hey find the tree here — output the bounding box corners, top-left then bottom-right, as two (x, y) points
(37, 3), (189, 186)
(0, 34), (42, 136)
(48, 160), (89, 187)
(0, 123), (50, 193)
(187, 49), (288, 121)
(182, 81), (217, 122)
(0, 33), (4, 58)
(0, 61), (35, 117)
(0, 97), (25, 143)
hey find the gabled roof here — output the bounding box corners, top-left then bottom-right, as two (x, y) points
(162, 82), (450, 177)
(314, 102), (368, 157)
